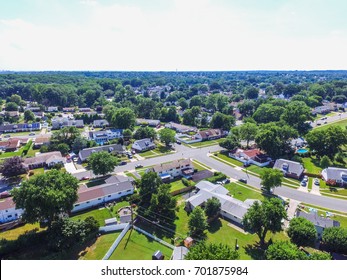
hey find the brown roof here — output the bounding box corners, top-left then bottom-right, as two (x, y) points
(24, 151), (63, 166)
(243, 149), (262, 158)
(153, 159), (192, 173)
(34, 136), (51, 144)
(0, 197), (16, 211)
(198, 129), (221, 139)
(0, 139), (20, 150)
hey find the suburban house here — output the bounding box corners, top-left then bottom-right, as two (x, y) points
(46, 106), (58, 112)
(51, 117), (84, 129)
(312, 105), (333, 115)
(0, 197), (24, 224)
(78, 144), (125, 162)
(296, 210), (340, 239)
(25, 107), (41, 112)
(229, 148), (272, 167)
(72, 176), (134, 213)
(79, 107), (92, 112)
(0, 123), (41, 133)
(165, 122), (197, 133)
(273, 159), (304, 179)
(186, 181), (259, 225)
(0, 139), (21, 152)
(132, 138), (156, 152)
(321, 167), (347, 186)
(88, 129), (123, 144)
(136, 118), (161, 127)
(148, 159), (194, 181)
(93, 119), (109, 128)
(194, 129), (225, 141)
(63, 107), (75, 112)
(33, 135), (51, 148)
(2, 111), (20, 118)
(23, 151), (65, 169)
(290, 137), (307, 148)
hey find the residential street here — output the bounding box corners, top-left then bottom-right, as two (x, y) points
(113, 143), (347, 213)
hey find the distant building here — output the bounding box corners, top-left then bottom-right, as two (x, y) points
(46, 106), (58, 112)
(79, 108), (92, 112)
(88, 129), (123, 144)
(132, 138), (156, 152)
(312, 105), (333, 115)
(0, 123), (41, 133)
(23, 151), (65, 169)
(78, 144), (125, 162)
(297, 210), (340, 239)
(25, 107), (41, 112)
(165, 122), (197, 133)
(273, 159), (304, 179)
(33, 135), (51, 148)
(136, 118), (160, 127)
(2, 111), (20, 118)
(72, 176), (134, 213)
(0, 139), (21, 152)
(229, 148), (272, 167)
(0, 197), (24, 224)
(149, 159), (194, 181)
(93, 119), (109, 128)
(321, 167), (347, 186)
(290, 137), (307, 148)
(194, 129), (225, 141)
(51, 117), (84, 129)
(63, 107), (75, 112)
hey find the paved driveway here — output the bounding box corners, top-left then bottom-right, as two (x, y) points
(64, 162), (78, 174)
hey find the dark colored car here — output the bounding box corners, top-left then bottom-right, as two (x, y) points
(0, 191), (11, 198)
(239, 178), (247, 183)
(135, 164), (143, 168)
(120, 161), (127, 165)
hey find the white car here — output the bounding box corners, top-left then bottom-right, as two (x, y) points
(303, 175), (308, 182)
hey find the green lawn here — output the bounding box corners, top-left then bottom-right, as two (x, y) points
(109, 229), (173, 260)
(70, 208), (113, 225)
(0, 147), (25, 159)
(244, 165), (269, 176)
(189, 138), (224, 148)
(110, 201), (130, 217)
(29, 167), (45, 177)
(80, 232), (120, 260)
(224, 183), (265, 201)
(212, 152), (244, 167)
(192, 160), (209, 171)
(125, 172), (138, 180)
(302, 157), (322, 174)
(170, 180), (187, 192)
(308, 177), (313, 191)
(140, 146), (173, 158)
(0, 223), (45, 241)
(26, 145), (39, 157)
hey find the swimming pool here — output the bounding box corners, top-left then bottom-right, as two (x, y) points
(297, 148), (308, 154)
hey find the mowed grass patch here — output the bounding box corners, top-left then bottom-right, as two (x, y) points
(109, 229), (173, 260)
(170, 180), (187, 192)
(80, 232), (120, 260)
(70, 208), (113, 225)
(212, 152), (244, 167)
(302, 157), (322, 175)
(0, 223), (45, 241)
(224, 183), (264, 202)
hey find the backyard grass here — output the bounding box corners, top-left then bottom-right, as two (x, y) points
(224, 183), (265, 201)
(70, 207), (113, 225)
(0, 222), (45, 241)
(28, 167), (45, 177)
(189, 138), (224, 148)
(169, 179), (187, 192)
(125, 172), (138, 180)
(212, 152), (244, 167)
(0, 147), (25, 159)
(302, 157), (322, 174)
(26, 145), (39, 157)
(244, 165), (268, 176)
(80, 232), (120, 260)
(109, 229), (173, 260)
(192, 160), (209, 171)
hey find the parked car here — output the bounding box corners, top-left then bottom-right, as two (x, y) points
(222, 178), (230, 184)
(314, 178), (320, 185)
(120, 161), (127, 165)
(135, 164), (143, 168)
(128, 154), (133, 159)
(301, 181), (306, 186)
(29, 132), (35, 136)
(239, 178), (247, 183)
(176, 140), (182, 145)
(303, 175), (308, 182)
(0, 191), (10, 198)
(4, 134), (10, 138)
(80, 176), (90, 181)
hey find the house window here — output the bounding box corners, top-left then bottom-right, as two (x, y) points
(86, 201), (90, 204)
(108, 195), (111, 197)
(127, 190), (131, 192)
(98, 198), (102, 200)
(75, 204), (80, 207)
(118, 192), (122, 194)
(7, 215), (12, 218)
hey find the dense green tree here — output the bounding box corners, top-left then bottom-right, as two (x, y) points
(24, 110), (35, 122)
(239, 122), (258, 148)
(185, 242), (239, 260)
(0, 156), (28, 178)
(322, 227), (347, 254)
(252, 104), (284, 124)
(288, 217), (317, 247)
(148, 184), (177, 221)
(190, 95), (203, 108)
(10, 94), (23, 105)
(5, 102), (19, 111)
(266, 241), (308, 260)
(260, 169), (283, 193)
(244, 87), (259, 99)
(178, 97), (188, 110)
(88, 151), (119, 176)
(57, 143), (70, 156)
(159, 128), (175, 146)
(320, 155), (332, 169)
(281, 101), (312, 134)
(12, 170), (79, 227)
(188, 206), (208, 238)
(138, 172), (163, 208)
(133, 126), (156, 140)
(243, 198), (287, 246)
(210, 112), (235, 131)
(72, 136), (88, 153)
(111, 107), (136, 130)
(51, 126), (81, 147)
(204, 197), (221, 218)
(219, 135), (239, 151)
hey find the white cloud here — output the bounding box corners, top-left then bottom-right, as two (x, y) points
(0, 0), (346, 70)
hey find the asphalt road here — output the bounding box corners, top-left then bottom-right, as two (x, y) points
(113, 143), (347, 213)
(310, 111), (347, 128)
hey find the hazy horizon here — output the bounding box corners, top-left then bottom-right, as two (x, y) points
(1, 0), (347, 71)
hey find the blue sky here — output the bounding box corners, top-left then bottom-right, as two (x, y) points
(0, 0), (346, 71)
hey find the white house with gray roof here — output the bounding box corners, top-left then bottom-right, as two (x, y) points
(321, 167), (347, 186)
(186, 181), (259, 225)
(273, 159), (304, 179)
(132, 138), (156, 152)
(93, 119), (109, 128)
(136, 118), (160, 127)
(296, 210), (340, 239)
(78, 144), (125, 162)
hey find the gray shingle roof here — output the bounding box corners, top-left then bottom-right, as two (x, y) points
(93, 119), (109, 127)
(322, 167), (347, 182)
(273, 159), (304, 176)
(133, 138), (155, 150)
(297, 211), (340, 228)
(79, 144), (125, 161)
